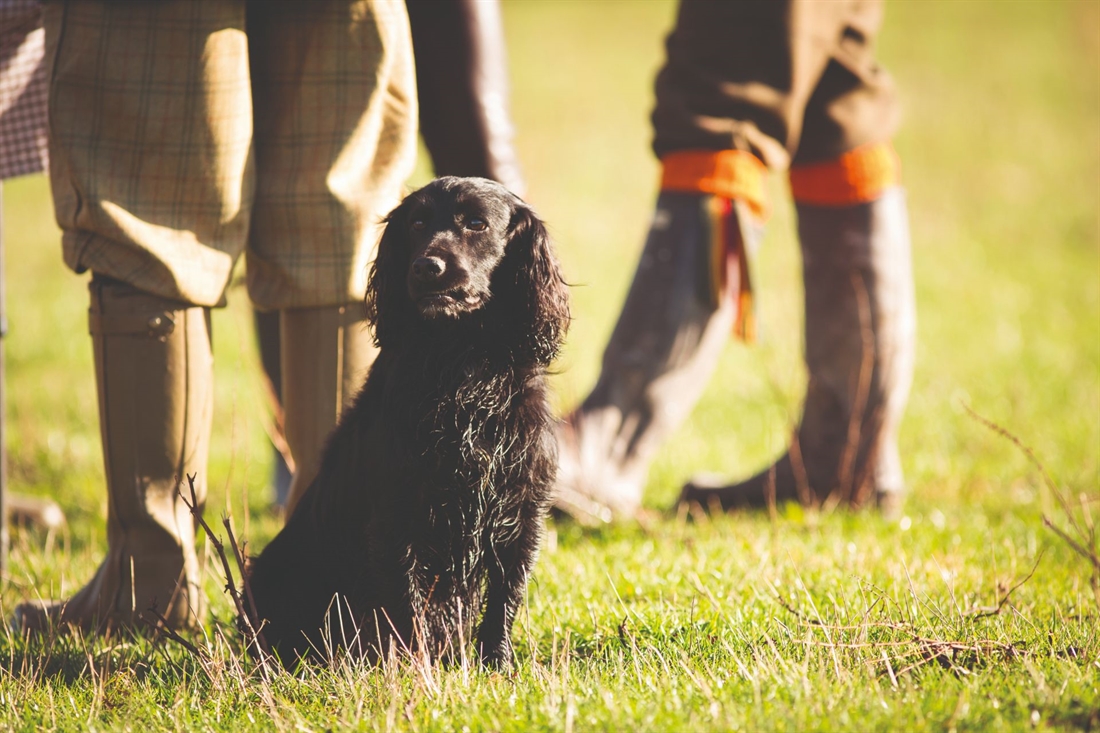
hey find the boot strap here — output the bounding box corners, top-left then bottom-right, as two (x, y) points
(88, 311), (176, 339)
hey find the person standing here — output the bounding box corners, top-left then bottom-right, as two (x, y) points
(15, 0), (417, 633)
(555, 0), (916, 522)
(0, 0), (66, 554)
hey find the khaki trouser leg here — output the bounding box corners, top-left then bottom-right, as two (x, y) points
(14, 277), (212, 632)
(44, 0), (416, 310)
(244, 0), (417, 312)
(281, 305), (376, 519)
(243, 1), (414, 518)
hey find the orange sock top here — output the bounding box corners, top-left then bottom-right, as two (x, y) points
(660, 149), (769, 221)
(789, 142), (901, 206)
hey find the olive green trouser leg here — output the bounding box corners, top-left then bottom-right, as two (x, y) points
(14, 276), (212, 633)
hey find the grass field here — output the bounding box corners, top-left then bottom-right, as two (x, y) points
(2, 1), (1098, 730)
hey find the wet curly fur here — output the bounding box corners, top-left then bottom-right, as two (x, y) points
(247, 177), (569, 669)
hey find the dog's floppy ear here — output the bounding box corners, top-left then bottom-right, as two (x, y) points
(365, 199), (413, 349)
(496, 203), (570, 365)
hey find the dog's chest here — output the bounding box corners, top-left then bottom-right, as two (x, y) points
(375, 353), (537, 594)
(406, 396), (526, 578)
(406, 496), (489, 595)
(404, 412), (520, 586)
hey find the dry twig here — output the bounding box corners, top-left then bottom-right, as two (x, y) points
(179, 473), (274, 671)
(963, 550), (1044, 618)
(961, 404), (1100, 608)
(776, 594), (1025, 679)
(140, 606), (203, 659)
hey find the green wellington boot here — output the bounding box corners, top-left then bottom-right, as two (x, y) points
(14, 276), (212, 633)
(280, 304), (376, 519)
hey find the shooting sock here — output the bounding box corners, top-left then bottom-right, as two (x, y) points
(681, 142), (915, 515)
(553, 150), (765, 522)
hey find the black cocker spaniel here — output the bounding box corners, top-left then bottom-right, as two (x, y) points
(248, 177), (569, 669)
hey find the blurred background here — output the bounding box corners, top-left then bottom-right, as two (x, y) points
(1, 0), (1097, 592)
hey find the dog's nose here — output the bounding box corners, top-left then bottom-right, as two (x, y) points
(412, 255), (446, 283)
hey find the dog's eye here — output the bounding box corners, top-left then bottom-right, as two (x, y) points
(466, 218), (488, 232)
(411, 218), (427, 232)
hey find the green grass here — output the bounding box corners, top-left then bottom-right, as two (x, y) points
(2, 0), (1098, 730)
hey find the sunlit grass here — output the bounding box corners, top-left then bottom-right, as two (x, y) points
(1, 0), (1097, 729)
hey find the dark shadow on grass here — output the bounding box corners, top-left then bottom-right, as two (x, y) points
(0, 628), (208, 685)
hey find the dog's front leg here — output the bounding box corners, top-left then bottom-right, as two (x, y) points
(476, 518), (541, 670)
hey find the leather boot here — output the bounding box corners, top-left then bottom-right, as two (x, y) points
(680, 188), (916, 515)
(406, 0), (525, 195)
(281, 304), (376, 518)
(555, 193), (758, 521)
(14, 276), (212, 633)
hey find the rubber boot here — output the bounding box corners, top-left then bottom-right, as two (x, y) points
(281, 304), (376, 519)
(13, 276), (212, 633)
(680, 188), (916, 515)
(555, 193), (757, 521)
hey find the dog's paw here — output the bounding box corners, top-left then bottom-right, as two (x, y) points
(477, 640), (514, 672)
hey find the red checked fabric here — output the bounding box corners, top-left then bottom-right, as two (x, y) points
(0, 0), (49, 181)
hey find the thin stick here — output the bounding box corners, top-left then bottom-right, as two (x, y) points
(140, 606), (203, 658)
(964, 550), (1045, 618)
(961, 404), (1099, 608)
(960, 403), (1081, 535)
(1042, 517), (1100, 571)
(223, 516), (268, 650)
(180, 474), (273, 667)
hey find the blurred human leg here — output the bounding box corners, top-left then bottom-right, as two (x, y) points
(556, 0), (906, 520)
(555, 191), (759, 522)
(682, 167), (915, 515)
(407, 0), (525, 195)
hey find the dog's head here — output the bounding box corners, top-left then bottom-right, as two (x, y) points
(366, 177), (569, 364)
